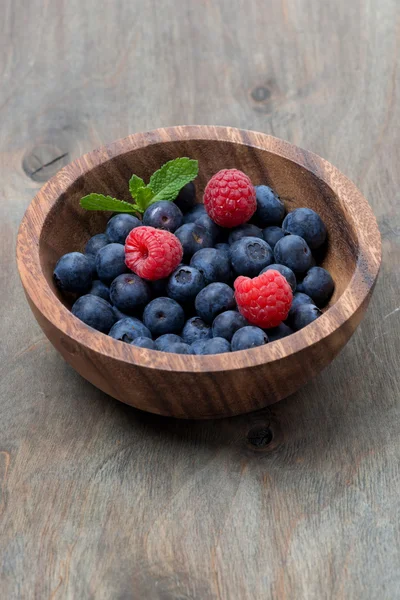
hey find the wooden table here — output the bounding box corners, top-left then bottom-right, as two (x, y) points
(1, 1), (399, 598)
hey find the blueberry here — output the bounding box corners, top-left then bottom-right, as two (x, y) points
(155, 333), (183, 350)
(182, 316), (212, 344)
(143, 201), (183, 232)
(96, 243), (129, 284)
(262, 226), (285, 249)
(53, 252), (92, 294)
(282, 208), (327, 249)
(230, 237), (273, 277)
(287, 292), (316, 325)
(85, 255), (98, 278)
(167, 266), (205, 303)
(85, 233), (109, 257)
(296, 266), (334, 307)
(202, 337), (231, 355)
(182, 204), (207, 224)
(174, 223), (213, 260)
(266, 323), (294, 341)
(131, 336), (155, 349)
(231, 326), (269, 351)
(195, 283), (236, 323)
(72, 295), (116, 333)
(88, 280), (110, 302)
(215, 243), (230, 258)
(260, 263), (297, 292)
(164, 342), (192, 354)
(143, 297), (185, 336)
(228, 224), (263, 245)
(109, 317), (151, 343)
(174, 182), (196, 213)
(254, 185), (285, 226)
(291, 304), (322, 330)
(273, 235), (312, 274)
(195, 213), (222, 243)
(212, 310), (248, 341)
(190, 339), (208, 355)
(190, 248), (231, 285)
(110, 273), (151, 314)
(106, 214), (141, 244)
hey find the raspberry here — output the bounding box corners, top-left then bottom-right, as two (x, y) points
(234, 270), (293, 329)
(125, 226), (183, 281)
(203, 169), (256, 228)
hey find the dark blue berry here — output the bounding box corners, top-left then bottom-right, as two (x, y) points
(200, 337), (231, 355)
(166, 266), (205, 303)
(274, 235), (312, 274)
(106, 214), (141, 244)
(282, 208), (327, 249)
(195, 213), (222, 243)
(182, 316), (212, 344)
(190, 339), (208, 355)
(164, 342), (192, 354)
(54, 252), (92, 294)
(195, 283), (236, 323)
(85, 233), (109, 257)
(230, 237), (273, 277)
(287, 292), (316, 324)
(143, 297), (185, 336)
(174, 223), (213, 260)
(143, 201), (183, 233)
(131, 337), (155, 349)
(296, 266), (334, 307)
(291, 304), (322, 330)
(228, 224), (263, 245)
(260, 263), (297, 292)
(262, 226), (285, 249)
(85, 255), (98, 278)
(231, 326), (269, 351)
(254, 185), (285, 226)
(182, 204), (206, 224)
(215, 243), (230, 258)
(88, 280), (110, 302)
(155, 333), (183, 351)
(174, 182), (196, 213)
(212, 310), (248, 341)
(190, 248), (231, 285)
(96, 243), (129, 284)
(266, 323), (294, 341)
(72, 295), (115, 333)
(110, 273), (151, 314)
(109, 317), (151, 343)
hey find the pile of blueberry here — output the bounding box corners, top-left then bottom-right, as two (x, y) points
(53, 172), (334, 355)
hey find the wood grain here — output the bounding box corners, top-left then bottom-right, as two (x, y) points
(1, 0), (400, 598)
(16, 126), (381, 419)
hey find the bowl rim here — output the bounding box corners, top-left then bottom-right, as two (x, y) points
(16, 125), (381, 373)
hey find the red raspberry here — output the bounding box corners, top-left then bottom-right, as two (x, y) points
(203, 169), (256, 228)
(234, 270), (293, 328)
(125, 226), (183, 281)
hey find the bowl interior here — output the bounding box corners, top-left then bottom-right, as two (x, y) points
(39, 138), (359, 310)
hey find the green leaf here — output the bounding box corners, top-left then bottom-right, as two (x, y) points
(135, 186), (154, 212)
(129, 174), (146, 199)
(80, 194), (140, 213)
(148, 158), (198, 203)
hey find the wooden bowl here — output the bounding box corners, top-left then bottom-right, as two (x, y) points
(16, 126), (381, 419)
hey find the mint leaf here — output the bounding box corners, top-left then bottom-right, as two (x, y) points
(80, 194), (140, 213)
(148, 158), (198, 203)
(135, 187), (154, 212)
(129, 175), (145, 199)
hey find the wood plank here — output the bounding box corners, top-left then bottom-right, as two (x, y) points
(0, 0), (399, 598)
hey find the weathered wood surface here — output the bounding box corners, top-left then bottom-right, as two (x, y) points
(1, 0), (399, 598)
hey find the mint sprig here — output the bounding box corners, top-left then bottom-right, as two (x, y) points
(80, 157), (198, 215)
